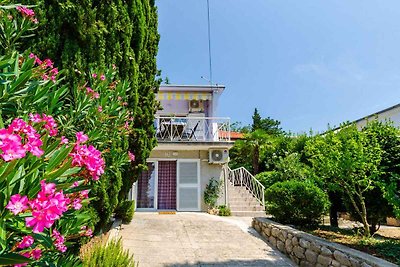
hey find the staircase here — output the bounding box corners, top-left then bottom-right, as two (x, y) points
(223, 166), (266, 217)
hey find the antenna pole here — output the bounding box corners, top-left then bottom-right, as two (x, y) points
(207, 0), (213, 86)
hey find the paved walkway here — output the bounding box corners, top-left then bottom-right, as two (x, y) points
(120, 212), (295, 267)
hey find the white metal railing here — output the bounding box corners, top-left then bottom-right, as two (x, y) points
(223, 165), (265, 208)
(155, 116), (231, 142)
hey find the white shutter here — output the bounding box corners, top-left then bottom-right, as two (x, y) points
(177, 160), (200, 211)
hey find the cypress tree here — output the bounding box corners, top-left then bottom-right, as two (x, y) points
(21, 0), (160, 228)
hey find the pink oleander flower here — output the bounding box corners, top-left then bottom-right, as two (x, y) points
(76, 132), (88, 144)
(6, 194), (28, 215)
(128, 151), (135, 162)
(92, 73), (97, 78)
(71, 181), (79, 188)
(25, 181), (70, 233)
(93, 92), (100, 99)
(29, 113), (42, 123)
(18, 236), (34, 249)
(52, 229), (67, 252)
(72, 198), (82, 210)
(122, 102), (128, 106)
(86, 87), (94, 94)
(32, 18), (38, 24)
(0, 129), (26, 161)
(42, 114), (58, 136)
(112, 64), (116, 70)
(31, 248), (42, 260)
(70, 144), (105, 181)
(98, 106), (103, 112)
(81, 190), (89, 199)
(61, 136), (69, 144)
(80, 226), (93, 237)
(16, 6), (35, 18)
(117, 96), (122, 101)
(124, 121), (129, 130)
(100, 74), (105, 81)
(42, 59), (54, 69)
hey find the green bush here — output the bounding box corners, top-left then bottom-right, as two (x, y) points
(265, 180), (330, 226)
(218, 205), (231, 216)
(115, 200), (135, 224)
(204, 178), (222, 208)
(81, 238), (135, 267)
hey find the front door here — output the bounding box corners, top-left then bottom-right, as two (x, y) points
(177, 160), (200, 211)
(157, 161), (177, 210)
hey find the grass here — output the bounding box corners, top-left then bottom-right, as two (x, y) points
(302, 225), (400, 265)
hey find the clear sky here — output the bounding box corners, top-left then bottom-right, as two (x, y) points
(156, 1), (400, 133)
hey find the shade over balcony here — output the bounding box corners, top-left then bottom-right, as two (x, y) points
(156, 91), (212, 101)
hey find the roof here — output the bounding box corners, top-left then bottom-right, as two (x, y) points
(219, 131), (245, 140)
(159, 84), (225, 94)
(353, 102), (400, 124)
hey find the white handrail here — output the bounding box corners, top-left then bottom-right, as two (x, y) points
(223, 165), (265, 208)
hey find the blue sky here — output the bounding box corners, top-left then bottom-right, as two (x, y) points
(156, 1), (400, 133)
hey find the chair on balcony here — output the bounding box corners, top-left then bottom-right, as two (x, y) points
(181, 120), (200, 141)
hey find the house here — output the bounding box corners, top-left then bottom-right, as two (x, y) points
(128, 84), (231, 211)
(352, 103), (400, 129)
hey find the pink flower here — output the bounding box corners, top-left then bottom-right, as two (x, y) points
(31, 248), (42, 260)
(70, 144), (105, 180)
(92, 73), (97, 78)
(72, 198), (82, 210)
(42, 114), (58, 136)
(71, 181), (79, 188)
(76, 132), (88, 144)
(42, 59), (54, 69)
(122, 102), (128, 106)
(6, 194), (28, 215)
(52, 230), (67, 252)
(81, 190), (89, 199)
(117, 96), (122, 101)
(25, 181), (70, 233)
(112, 64), (116, 70)
(98, 106), (103, 112)
(86, 87), (94, 94)
(40, 180), (56, 195)
(100, 74), (105, 81)
(61, 136), (69, 144)
(93, 92), (100, 99)
(16, 6), (35, 18)
(128, 151), (135, 162)
(18, 236), (34, 249)
(29, 113), (42, 123)
(0, 129), (26, 161)
(80, 226), (93, 237)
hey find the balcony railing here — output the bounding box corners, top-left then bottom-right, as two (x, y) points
(155, 116), (231, 142)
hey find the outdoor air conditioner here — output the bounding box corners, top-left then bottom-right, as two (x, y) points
(189, 100), (204, 113)
(209, 148), (229, 164)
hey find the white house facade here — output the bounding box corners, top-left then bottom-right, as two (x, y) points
(129, 85), (234, 212)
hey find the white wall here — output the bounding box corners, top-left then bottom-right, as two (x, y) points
(355, 105), (400, 129)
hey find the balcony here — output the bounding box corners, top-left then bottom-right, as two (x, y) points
(155, 116), (231, 143)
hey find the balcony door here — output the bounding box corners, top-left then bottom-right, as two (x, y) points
(177, 160), (200, 211)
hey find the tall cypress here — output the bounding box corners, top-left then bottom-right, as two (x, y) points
(21, 0), (160, 227)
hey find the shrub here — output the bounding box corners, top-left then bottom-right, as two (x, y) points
(218, 205), (231, 216)
(81, 238), (135, 267)
(115, 200), (135, 224)
(265, 180), (330, 226)
(204, 178), (222, 208)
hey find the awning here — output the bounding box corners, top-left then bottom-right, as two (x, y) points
(157, 91), (212, 101)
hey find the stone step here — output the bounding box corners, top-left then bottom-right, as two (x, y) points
(230, 206), (265, 212)
(228, 200), (261, 206)
(231, 211), (267, 217)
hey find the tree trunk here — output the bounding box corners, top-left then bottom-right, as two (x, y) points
(253, 145), (260, 174)
(347, 190), (370, 236)
(328, 191), (339, 227)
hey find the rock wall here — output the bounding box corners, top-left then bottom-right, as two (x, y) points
(252, 218), (396, 267)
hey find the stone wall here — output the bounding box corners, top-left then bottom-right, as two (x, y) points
(252, 218), (396, 267)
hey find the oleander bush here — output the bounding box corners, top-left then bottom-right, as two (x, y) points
(265, 180), (330, 226)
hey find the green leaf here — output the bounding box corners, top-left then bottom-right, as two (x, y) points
(0, 252), (32, 265)
(46, 146), (73, 172)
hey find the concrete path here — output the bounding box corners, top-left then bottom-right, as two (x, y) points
(120, 212), (295, 267)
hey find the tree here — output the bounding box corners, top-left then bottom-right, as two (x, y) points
(21, 0), (160, 229)
(252, 108), (282, 135)
(306, 125), (382, 236)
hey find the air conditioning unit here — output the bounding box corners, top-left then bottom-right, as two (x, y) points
(189, 100), (204, 113)
(209, 148), (229, 164)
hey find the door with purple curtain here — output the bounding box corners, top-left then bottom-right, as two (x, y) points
(157, 161), (177, 210)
